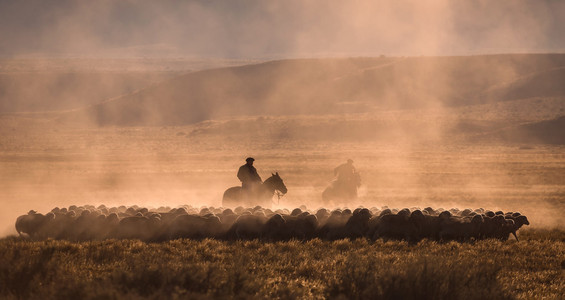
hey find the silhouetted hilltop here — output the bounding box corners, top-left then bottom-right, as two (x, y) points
(495, 116), (565, 145)
(59, 54), (565, 126)
(0, 72), (171, 113)
(0, 58), (255, 114)
(483, 67), (565, 102)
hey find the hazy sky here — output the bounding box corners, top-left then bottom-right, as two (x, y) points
(1, 0), (564, 58)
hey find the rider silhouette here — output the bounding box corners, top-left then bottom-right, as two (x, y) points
(237, 157), (262, 197)
(333, 159), (359, 199)
(334, 159), (356, 182)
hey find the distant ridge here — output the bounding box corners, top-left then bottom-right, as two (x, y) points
(59, 54), (565, 126)
(496, 116), (565, 145)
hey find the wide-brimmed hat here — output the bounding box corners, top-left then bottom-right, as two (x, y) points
(246, 157), (255, 162)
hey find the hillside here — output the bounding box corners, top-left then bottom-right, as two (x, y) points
(492, 116), (565, 145)
(59, 54), (565, 126)
(0, 72), (171, 113)
(0, 58), (257, 113)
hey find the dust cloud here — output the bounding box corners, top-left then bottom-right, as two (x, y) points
(1, 0), (564, 58)
(1, 0), (564, 236)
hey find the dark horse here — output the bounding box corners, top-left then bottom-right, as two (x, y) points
(322, 172), (361, 206)
(222, 172), (288, 208)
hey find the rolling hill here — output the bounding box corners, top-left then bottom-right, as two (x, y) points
(492, 116), (565, 145)
(58, 54), (565, 126)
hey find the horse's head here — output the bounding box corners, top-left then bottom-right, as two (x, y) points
(265, 172), (288, 195)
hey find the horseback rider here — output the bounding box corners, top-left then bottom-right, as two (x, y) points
(333, 159), (359, 198)
(334, 159), (356, 182)
(237, 157), (262, 198)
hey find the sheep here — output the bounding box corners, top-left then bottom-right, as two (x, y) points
(398, 208), (411, 218)
(13, 205), (531, 243)
(168, 214), (222, 240)
(281, 213), (318, 240)
(379, 209), (392, 217)
(460, 209), (473, 217)
(423, 207), (435, 216)
(225, 214), (268, 240)
(262, 214), (287, 241)
(317, 210), (352, 240)
(261, 213), (318, 241)
(70, 210), (100, 241)
(495, 219), (516, 241)
(15, 211), (54, 239)
(49, 211), (77, 239)
(315, 208), (330, 226)
(438, 214), (484, 241)
(95, 213), (120, 240)
(115, 215), (153, 240)
(373, 212), (412, 241)
(369, 207), (381, 216)
(290, 208), (303, 216)
(480, 215), (506, 239)
(414, 213), (443, 241)
(342, 208), (372, 239)
(218, 209), (239, 232)
(513, 215), (530, 229)
(503, 214), (529, 241)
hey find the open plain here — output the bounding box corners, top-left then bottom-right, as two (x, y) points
(1, 54), (564, 299)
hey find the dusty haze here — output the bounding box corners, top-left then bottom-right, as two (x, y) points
(1, 0), (564, 57)
(1, 0), (564, 236)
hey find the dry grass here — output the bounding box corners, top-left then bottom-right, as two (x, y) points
(0, 55), (563, 298)
(1, 228), (563, 299)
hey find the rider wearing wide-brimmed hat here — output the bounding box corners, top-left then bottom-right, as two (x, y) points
(237, 157), (262, 197)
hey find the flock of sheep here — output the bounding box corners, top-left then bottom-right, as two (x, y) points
(15, 205), (530, 242)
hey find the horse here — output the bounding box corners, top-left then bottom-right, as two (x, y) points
(222, 172), (288, 208)
(322, 172), (361, 206)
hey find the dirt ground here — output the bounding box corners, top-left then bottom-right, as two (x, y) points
(1, 120), (563, 235)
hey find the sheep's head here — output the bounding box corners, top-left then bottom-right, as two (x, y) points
(107, 213), (119, 221)
(355, 208), (372, 220)
(471, 214), (484, 224)
(291, 208), (302, 216)
(398, 209), (411, 218)
(316, 209), (329, 218)
(461, 209), (473, 216)
(269, 214), (286, 226)
(410, 210), (426, 227)
(305, 214), (318, 227)
(45, 212), (55, 220)
(207, 215), (221, 225)
(222, 208), (234, 215)
(515, 215), (530, 226)
(439, 211), (452, 220)
(380, 209), (392, 216)
(423, 207), (434, 214)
